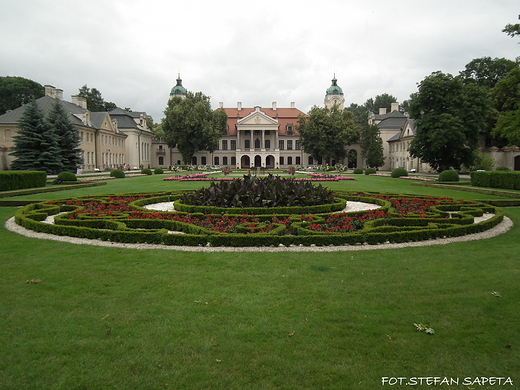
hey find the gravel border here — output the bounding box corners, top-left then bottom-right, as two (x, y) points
(5, 215), (512, 253)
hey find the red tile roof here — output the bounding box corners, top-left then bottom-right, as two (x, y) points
(221, 106), (307, 136)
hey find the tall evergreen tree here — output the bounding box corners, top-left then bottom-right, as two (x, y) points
(10, 100), (63, 174)
(48, 99), (83, 171)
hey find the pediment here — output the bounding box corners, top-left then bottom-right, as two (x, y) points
(237, 107), (278, 126)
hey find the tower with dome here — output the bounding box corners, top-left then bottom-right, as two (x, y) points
(324, 75), (345, 109)
(169, 74), (187, 99)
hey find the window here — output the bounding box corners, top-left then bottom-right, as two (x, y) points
(296, 156), (301, 165)
(231, 140), (236, 150)
(245, 139), (250, 149)
(296, 140), (301, 150)
(279, 140), (284, 150)
(214, 156), (219, 165)
(265, 139), (270, 149)
(201, 156), (207, 165)
(222, 140), (228, 150)
(287, 140), (293, 150)
(254, 138), (260, 148)
(231, 156), (236, 166)
(287, 125), (294, 135)
(288, 157), (293, 165)
(308, 156), (314, 165)
(4, 129), (12, 141)
(279, 156), (284, 165)
(223, 157), (228, 165)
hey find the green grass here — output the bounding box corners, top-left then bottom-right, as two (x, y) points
(1, 174), (519, 389)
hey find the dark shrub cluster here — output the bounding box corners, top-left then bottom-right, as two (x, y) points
(154, 168), (164, 175)
(182, 174), (336, 208)
(353, 168), (363, 174)
(364, 168), (377, 175)
(141, 168), (153, 175)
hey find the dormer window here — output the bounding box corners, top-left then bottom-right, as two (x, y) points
(287, 124), (294, 135)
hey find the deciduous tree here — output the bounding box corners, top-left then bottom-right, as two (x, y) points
(408, 71), (489, 172)
(360, 124), (385, 168)
(0, 76), (44, 115)
(490, 67), (520, 145)
(297, 105), (359, 164)
(162, 91), (227, 164)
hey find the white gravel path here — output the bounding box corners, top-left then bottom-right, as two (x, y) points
(5, 201), (512, 252)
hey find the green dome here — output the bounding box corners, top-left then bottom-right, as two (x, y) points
(170, 75), (187, 96)
(326, 77), (343, 96)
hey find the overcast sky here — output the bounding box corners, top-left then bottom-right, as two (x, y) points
(0, 0), (517, 122)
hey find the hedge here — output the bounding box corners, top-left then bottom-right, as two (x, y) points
(10, 191), (505, 248)
(470, 171), (520, 190)
(0, 171), (47, 191)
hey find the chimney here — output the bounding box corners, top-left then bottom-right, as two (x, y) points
(44, 85), (56, 98)
(71, 95), (88, 110)
(272, 102), (277, 110)
(55, 89), (63, 100)
(219, 102), (223, 109)
(290, 102), (295, 109)
(237, 102), (242, 111)
(391, 103), (399, 112)
(379, 108), (387, 115)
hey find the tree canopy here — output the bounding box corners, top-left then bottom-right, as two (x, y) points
(460, 57), (518, 89)
(503, 15), (520, 39)
(10, 100), (63, 174)
(408, 71), (490, 172)
(490, 67), (520, 145)
(162, 91), (227, 164)
(360, 124), (385, 168)
(297, 105), (360, 164)
(78, 85), (117, 112)
(0, 76), (44, 116)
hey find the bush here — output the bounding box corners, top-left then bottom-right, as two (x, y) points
(0, 171), (47, 191)
(57, 172), (77, 182)
(364, 168), (377, 175)
(154, 168), (164, 175)
(353, 168), (364, 174)
(182, 174), (336, 208)
(438, 170), (459, 182)
(470, 171), (520, 189)
(110, 169), (125, 178)
(141, 168), (153, 175)
(391, 168), (408, 178)
(496, 166), (511, 171)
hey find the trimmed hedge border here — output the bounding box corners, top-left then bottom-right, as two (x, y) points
(0, 181), (107, 199)
(0, 171), (47, 191)
(470, 171), (520, 190)
(411, 181), (520, 198)
(12, 190), (504, 248)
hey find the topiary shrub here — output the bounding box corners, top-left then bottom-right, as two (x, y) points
(57, 172), (77, 182)
(438, 170), (459, 182)
(110, 169), (125, 178)
(353, 168), (364, 174)
(391, 168), (408, 178)
(154, 168), (164, 175)
(364, 168), (377, 175)
(141, 168), (153, 175)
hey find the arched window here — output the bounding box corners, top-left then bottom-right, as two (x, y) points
(214, 156), (219, 165)
(158, 157), (164, 166)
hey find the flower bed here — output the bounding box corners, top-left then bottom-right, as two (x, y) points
(13, 190), (504, 248)
(307, 174), (355, 181)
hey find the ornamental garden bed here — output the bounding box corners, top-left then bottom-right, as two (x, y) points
(13, 190), (503, 248)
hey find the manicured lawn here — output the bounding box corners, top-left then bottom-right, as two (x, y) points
(0, 174), (519, 389)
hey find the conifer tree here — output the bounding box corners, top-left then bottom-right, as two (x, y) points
(48, 99), (83, 171)
(10, 100), (63, 174)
